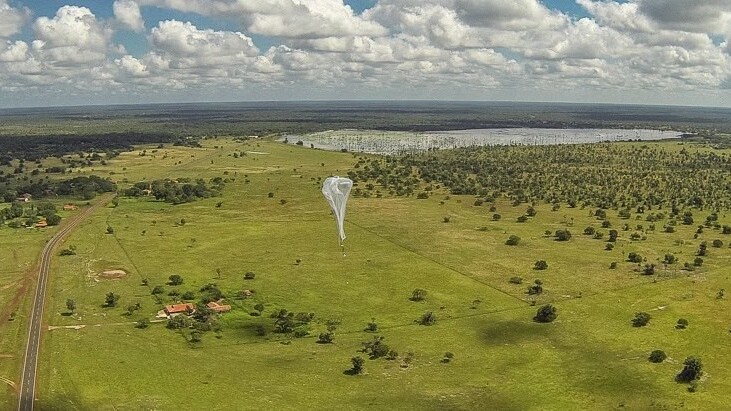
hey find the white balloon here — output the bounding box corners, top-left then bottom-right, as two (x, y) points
(322, 176), (353, 243)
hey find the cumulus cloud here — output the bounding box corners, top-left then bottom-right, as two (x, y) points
(1, 1), (731, 105)
(0, 0), (30, 38)
(32, 6), (111, 65)
(114, 0), (145, 32)
(138, 0), (387, 38)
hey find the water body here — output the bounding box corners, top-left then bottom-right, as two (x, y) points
(284, 128), (682, 155)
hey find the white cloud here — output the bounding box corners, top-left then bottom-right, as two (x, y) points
(32, 6), (111, 65)
(0, 0), (30, 38)
(114, 0), (145, 32)
(138, 0), (387, 38)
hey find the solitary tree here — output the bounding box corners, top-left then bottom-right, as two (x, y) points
(648, 350), (667, 363)
(505, 235), (521, 246)
(350, 356), (365, 375)
(534, 260), (548, 270)
(534, 304), (557, 323)
(104, 292), (120, 307)
(632, 312), (651, 327)
(66, 299), (76, 313)
(168, 274), (184, 286)
(410, 288), (427, 301)
(676, 357), (703, 383)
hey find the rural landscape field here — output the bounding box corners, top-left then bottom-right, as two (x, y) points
(0, 102), (730, 409)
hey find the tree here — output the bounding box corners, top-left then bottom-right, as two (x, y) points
(583, 226), (596, 235)
(364, 319), (378, 332)
(104, 292), (119, 307)
(492, 213), (501, 221)
(66, 299), (76, 313)
(362, 336), (391, 358)
(534, 260), (548, 270)
(244, 271), (256, 280)
(676, 357), (703, 383)
(135, 318), (150, 329)
(254, 303), (265, 314)
(46, 214), (61, 226)
(168, 274), (184, 286)
(528, 279), (543, 295)
(648, 350), (667, 363)
(627, 252), (643, 263)
(632, 312), (651, 327)
(608, 229), (618, 242)
(534, 304), (557, 323)
(318, 332), (334, 344)
(350, 356), (365, 375)
(693, 257), (704, 267)
(554, 230), (572, 241)
(505, 235), (520, 246)
(663, 254), (676, 264)
(418, 311), (437, 326)
(106, 226), (114, 234)
(712, 239), (723, 248)
(643, 264), (655, 275)
(410, 288), (427, 301)
(676, 318), (689, 329)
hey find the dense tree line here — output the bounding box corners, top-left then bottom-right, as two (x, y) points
(124, 177), (225, 204)
(0, 175), (116, 202)
(349, 144), (731, 211)
(0, 132), (189, 161)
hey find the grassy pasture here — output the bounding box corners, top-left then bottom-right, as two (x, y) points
(15, 138), (731, 409)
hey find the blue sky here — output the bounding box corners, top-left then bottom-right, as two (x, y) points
(0, 0), (729, 107)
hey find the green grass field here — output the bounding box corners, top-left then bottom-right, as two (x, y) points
(1, 138), (727, 409)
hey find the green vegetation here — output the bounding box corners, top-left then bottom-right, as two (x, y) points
(0, 131), (727, 409)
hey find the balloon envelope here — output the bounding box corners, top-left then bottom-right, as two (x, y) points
(322, 177), (353, 242)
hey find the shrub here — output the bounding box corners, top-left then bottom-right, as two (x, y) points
(418, 311), (437, 326)
(693, 257), (704, 267)
(492, 213), (501, 221)
(516, 215), (528, 223)
(632, 312), (651, 327)
(605, 243), (615, 251)
(643, 264), (655, 275)
(534, 304), (557, 323)
(361, 336), (390, 359)
(509, 276), (523, 284)
(676, 318), (689, 329)
(534, 260), (548, 270)
(135, 318), (150, 329)
(364, 320), (378, 332)
(583, 226), (596, 235)
(609, 262), (618, 269)
(676, 357), (703, 383)
(168, 274), (183, 286)
(555, 230), (572, 241)
(244, 271), (256, 280)
(527, 279), (543, 295)
(712, 239), (724, 248)
(648, 350), (667, 363)
(505, 235), (520, 246)
(350, 356), (365, 375)
(663, 254), (676, 264)
(627, 252), (643, 263)
(410, 288), (427, 302)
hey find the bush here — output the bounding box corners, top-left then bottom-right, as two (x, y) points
(609, 262), (618, 269)
(492, 213), (501, 221)
(244, 271), (256, 280)
(712, 239), (724, 248)
(527, 279), (543, 295)
(583, 226), (596, 235)
(643, 264), (655, 275)
(410, 288), (427, 302)
(676, 357), (703, 383)
(627, 252), (643, 263)
(509, 276), (523, 284)
(534, 260), (548, 270)
(505, 235), (520, 246)
(663, 254), (676, 264)
(648, 350), (667, 363)
(168, 274), (183, 286)
(318, 332), (334, 344)
(554, 230), (572, 241)
(676, 318), (689, 329)
(516, 215), (528, 223)
(534, 304), (557, 323)
(350, 356), (365, 375)
(59, 248), (76, 256)
(364, 320), (378, 332)
(632, 312), (651, 327)
(362, 336), (390, 358)
(418, 311), (437, 326)
(693, 257), (704, 267)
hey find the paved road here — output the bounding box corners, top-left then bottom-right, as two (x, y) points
(17, 194), (113, 411)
